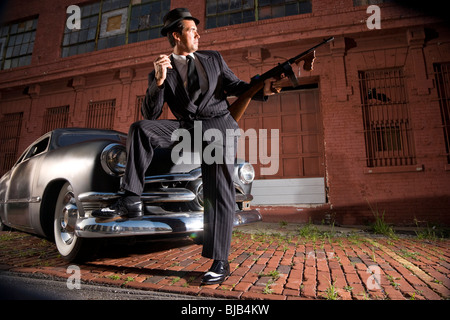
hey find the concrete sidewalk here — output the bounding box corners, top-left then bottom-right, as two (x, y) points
(0, 222), (449, 300)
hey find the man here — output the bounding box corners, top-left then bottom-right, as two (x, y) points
(93, 8), (278, 284)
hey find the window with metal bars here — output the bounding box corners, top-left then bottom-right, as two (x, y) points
(86, 99), (116, 129)
(434, 63), (450, 164)
(359, 68), (416, 167)
(42, 105), (70, 134)
(0, 112), (23, 175)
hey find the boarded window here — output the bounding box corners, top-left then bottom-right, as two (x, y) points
(42, 105), (70, 134)
(434, 63), (450, 164)
(359, 68), (416, 167)
(86, 99), (116, 129)
(0, 112), (23, 175)
(106, 14), (123, 32)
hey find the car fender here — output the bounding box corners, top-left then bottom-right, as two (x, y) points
(34, 140), (122, 236)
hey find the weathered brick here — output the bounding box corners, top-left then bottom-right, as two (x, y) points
(1, 229), (449, 301)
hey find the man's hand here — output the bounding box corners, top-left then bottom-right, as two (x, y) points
(263, 78), (282, 96)
(154, 55), (173, 87)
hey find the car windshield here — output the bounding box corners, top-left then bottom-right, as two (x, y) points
(56, 132), (127, 148)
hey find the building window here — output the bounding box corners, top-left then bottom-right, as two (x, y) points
(86, 99), (116, 129)
(205, 0), (312, 29)
(434, 63), (450, 164)
(0, 17), (38, 70)
(98, 7), (129, 50)
(128, 0), (170, 44)
(62, 0), (170, 58)
(353, 0), (393, 6)
(42, 105), (70, 134)
(359, 68), (416, 167)
(0, 112), (23, 175)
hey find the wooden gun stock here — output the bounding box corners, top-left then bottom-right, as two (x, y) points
(228, 37), (334, 121)
(228, 81), (265, 123)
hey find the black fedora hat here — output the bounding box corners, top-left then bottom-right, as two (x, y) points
(161, 8), (200, 36)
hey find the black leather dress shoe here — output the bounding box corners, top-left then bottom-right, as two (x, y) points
(201, 260), (230, 285)
(92, 196), (143, 218)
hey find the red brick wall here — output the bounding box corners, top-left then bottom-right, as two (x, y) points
(321, 26), (450, 225)
(1, 0), (449, 226)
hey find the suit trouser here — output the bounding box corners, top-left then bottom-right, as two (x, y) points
(121, 118), (236, 261)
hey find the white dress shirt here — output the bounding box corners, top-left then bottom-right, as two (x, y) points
(171, 53), (208, 95)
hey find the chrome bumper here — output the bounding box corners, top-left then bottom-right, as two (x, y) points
(76, 186), (259, 238)
(79, 189), (196, 204)
(75, 209), (262, 238)
(78, 188), (252, 204)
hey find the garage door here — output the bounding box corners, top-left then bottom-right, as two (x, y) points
(237, 87), (326, 204)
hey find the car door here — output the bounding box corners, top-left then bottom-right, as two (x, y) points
(5, 136), (49, 228)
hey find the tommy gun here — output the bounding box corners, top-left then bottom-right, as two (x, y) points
(228, 36), (334, 121)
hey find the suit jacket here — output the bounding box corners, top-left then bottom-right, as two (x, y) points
(141, 51), (263, 260)
(142, 50), (264, 135)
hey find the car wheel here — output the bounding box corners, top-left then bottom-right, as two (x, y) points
(53, 182), (88, 261)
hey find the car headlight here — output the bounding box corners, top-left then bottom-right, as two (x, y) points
(238, 162), (255, 185)
(101, 144), (127, 176)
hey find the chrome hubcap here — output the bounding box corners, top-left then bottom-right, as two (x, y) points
(59, 191), (78, 245)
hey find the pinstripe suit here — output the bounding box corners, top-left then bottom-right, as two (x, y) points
(121, 50), (263, 260)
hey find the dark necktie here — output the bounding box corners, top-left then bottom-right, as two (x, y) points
(186, 55), (201, 103)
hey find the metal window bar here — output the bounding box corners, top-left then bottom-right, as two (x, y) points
(86, 99), (116, 129)
(0, 112), (23, 175)
(135, 95), (144, 122)
(433, 63), (450, 164)
(42, 105), (70, 134)
(359, 68), (416, 167)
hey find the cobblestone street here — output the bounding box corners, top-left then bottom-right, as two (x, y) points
(1, 223), (449, 300)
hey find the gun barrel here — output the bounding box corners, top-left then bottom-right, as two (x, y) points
(254, 37), (334, 83)
(229, 36), (334, 121)
(289, 36), (334, 64)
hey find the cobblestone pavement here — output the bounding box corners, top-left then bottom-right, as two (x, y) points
(0, 222), (449, 300)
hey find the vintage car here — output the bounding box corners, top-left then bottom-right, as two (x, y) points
(0, 128), (261, 261)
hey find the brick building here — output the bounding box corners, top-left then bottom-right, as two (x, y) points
(0, 0), (449, 226)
